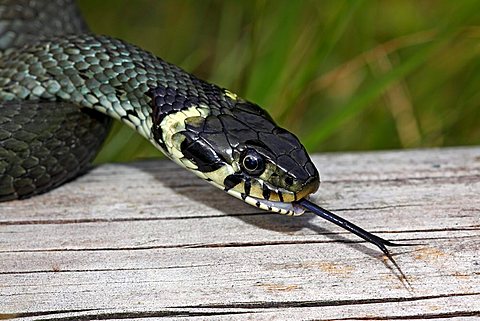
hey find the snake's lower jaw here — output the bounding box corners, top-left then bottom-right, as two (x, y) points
(221, 187), (301, 215)
(248, 196), (306, 216)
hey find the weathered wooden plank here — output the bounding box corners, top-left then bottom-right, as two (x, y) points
(0, 147), (479, 320)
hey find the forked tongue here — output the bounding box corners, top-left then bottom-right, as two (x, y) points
(296, 198), (419, 288)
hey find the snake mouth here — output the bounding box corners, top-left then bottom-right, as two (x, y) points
(247, 197), (306, 215)
(248, 175), (319, 215)
(221, 186), (305, 215)
(221, 176), (320, 215)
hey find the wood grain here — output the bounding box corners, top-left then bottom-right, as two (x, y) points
(1, 147), (479, 320)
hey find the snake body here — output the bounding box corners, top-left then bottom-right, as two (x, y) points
(0, 0), (319, 214)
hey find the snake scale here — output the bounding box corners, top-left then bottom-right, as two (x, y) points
(0, 0), (411, 270)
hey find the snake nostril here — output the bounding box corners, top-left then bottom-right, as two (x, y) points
(304, 175), (320, 194)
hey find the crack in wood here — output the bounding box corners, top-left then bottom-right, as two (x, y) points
(4, 296), (478, 320)
(0, 263), (217, 275)
(1, 232), (477, 254)
(0, 239), (419, 254)
(0, 308), (98, 319)
(174, 292), (480, 310)
(6, 310), (247, 320)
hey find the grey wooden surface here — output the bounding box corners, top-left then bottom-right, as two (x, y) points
(1, 147), (479, 320)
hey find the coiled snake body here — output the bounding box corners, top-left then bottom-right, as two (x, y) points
(0, 0), (410, 268)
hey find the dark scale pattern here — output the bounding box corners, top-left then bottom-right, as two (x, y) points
(0, 101), (110, 201)
(0, 0), (112, 201)
(200, 101), (317, 186)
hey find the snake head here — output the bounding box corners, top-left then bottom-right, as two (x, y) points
(222, 122), (320, 215)
(149, 86), (319, 215)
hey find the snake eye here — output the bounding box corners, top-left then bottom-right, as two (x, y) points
(241, 150), (265, 176)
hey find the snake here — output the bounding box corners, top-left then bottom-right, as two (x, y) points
(0, 0), (411, 270)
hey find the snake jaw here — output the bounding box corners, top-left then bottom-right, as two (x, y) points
(245, 174), (319, 215)
(224, 187), (306, 215)
(252, 198), (306, 215)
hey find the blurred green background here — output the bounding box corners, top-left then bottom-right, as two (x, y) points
(77, 0), (480, 163)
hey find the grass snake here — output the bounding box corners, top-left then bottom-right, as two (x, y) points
(0, 0), (413, 274)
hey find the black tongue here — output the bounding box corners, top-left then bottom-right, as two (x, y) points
(296, 198), (417, 252)
(295, 198), (422, 287)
